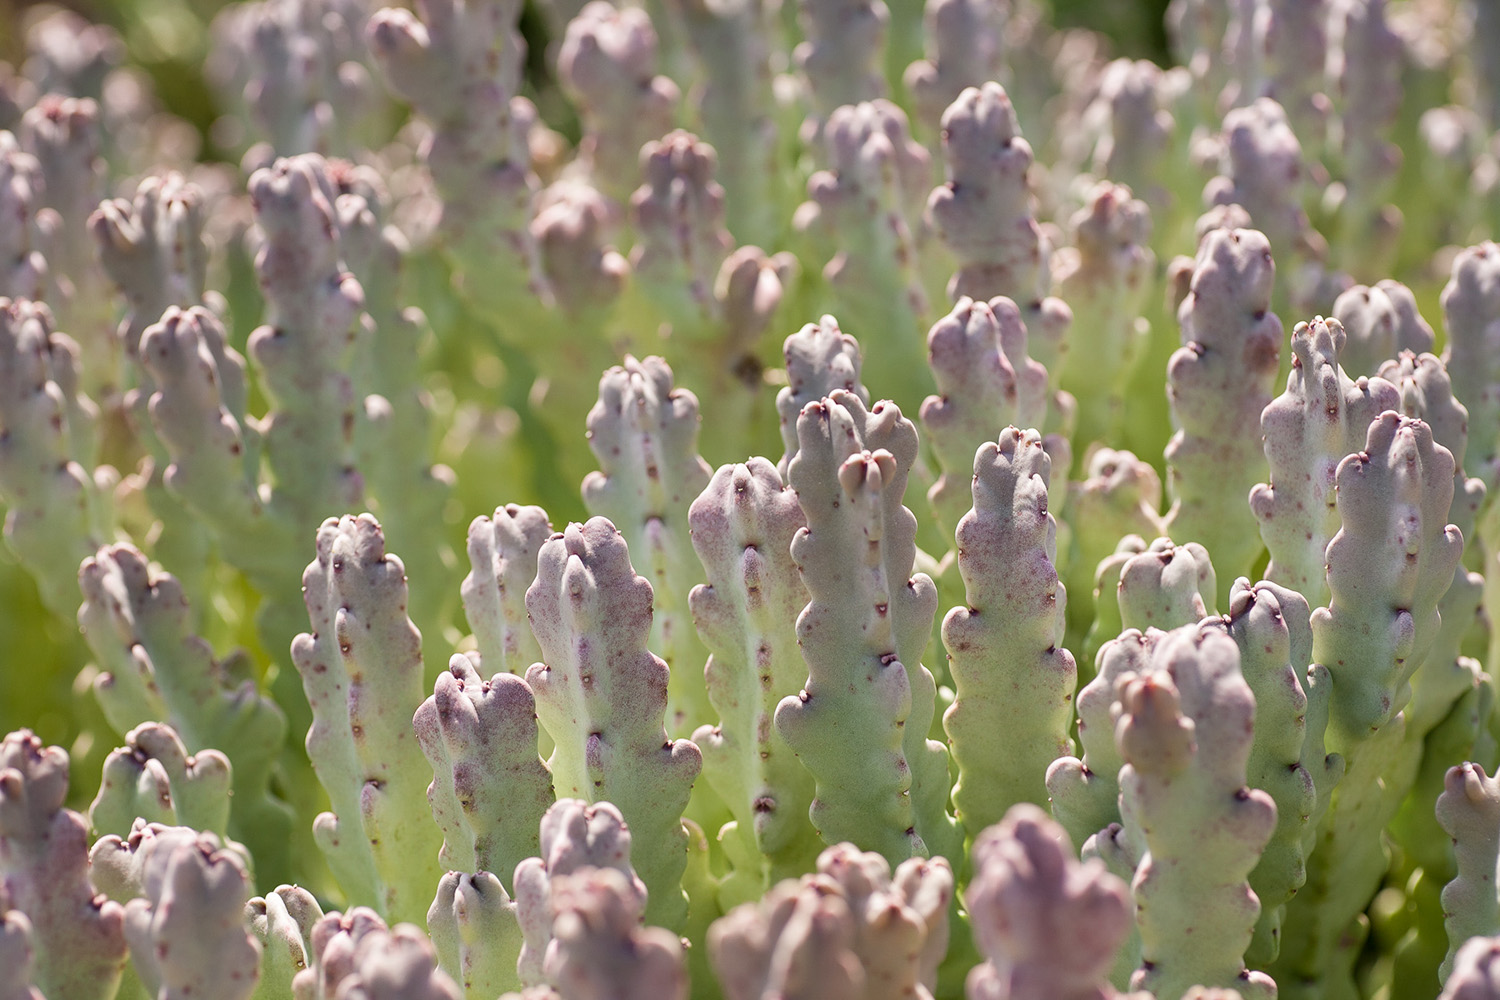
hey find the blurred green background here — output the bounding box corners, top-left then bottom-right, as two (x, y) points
(0, 0), (1175, 163)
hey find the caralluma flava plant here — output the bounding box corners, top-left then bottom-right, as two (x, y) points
(8, 1), (1500, 998)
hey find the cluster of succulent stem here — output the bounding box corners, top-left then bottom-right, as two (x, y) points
(5, 2), (1500, 1000)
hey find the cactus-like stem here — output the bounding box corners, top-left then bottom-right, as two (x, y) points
(1251, 0), (1332, 154)
(90, 172), (209, 361)
(1318, 412), (1461, 748)
(1437, 763), (1500, 983)
(88, 722), (232, 838)
(1378, 351), (1488, 740)
(541, 868), (689, 1000)
(1207, 580), (1344, 967)
(1166, 205), (1255, 317)
(826, 845), (954, 1000)
(1164, 227), (1282, 597)
(462, 504), (551, 675)
(965, 804), (1133, 1000)
(1047, 628), (1161, 853)
(1276, 413), (1463, 996)
(1442, 936), (1500, 999)
(795, 0), (888, 138)
(928, 83), (1071, 380)
(1114, 536), (1216, 632)
(1078, 60), (1185, 232)
(0, 135), (46, 301)
(1204, 99), (1324, 271)
(1379, 352), (1477, 542)
(1385, 675), (1490, 998)
(1066, 450), (1164, 647)
(1115, 623), (1278, 1000)
(558, 2), (680, 204)
(0, 298), (109, 616)
(1081, 535), (1148, 671)
(902, 0), (1005, 138)
(1332, 281), (1436, 379)
(1251, 316), (1399, 608)
(920, 297), (1048, 543)
(0, 732), (127, 1000)
(247, 154), (365, 534)
(582, 357), (715, 737)
(237, 0), (379, 161)
(688, 459), (819, 902)
(290, 906), (390, 999)
(414, 653), (554, 888)
(942, 427), (1075, 834)
(774, 391), (958, 866)
(77, 543), (291, 875)
(17, 99), (96, 242)
(366, 0), (551, 321)
(89, 821), (252, 906)
(139, 164), (369, 680)
(673, 0), (782, 246)
(429, 870), (523, 999)
(708, 872), (865, 999)
(711, 245), (796, 389)
(1053, 183), (1155, 451)
(775, 315), (867, 475)
(247, 884), (323, 1000)
(121, 828), (261, 1000)
(0, 903), (44, 1000)
(1327, 0), (1404, 276)
(328, 159), (455, 667)
(21, 97), (114, 396)
(292, 514), (444, 923)
(629, 131), (733, 333)
(710, 843), (952, 1000)
(1441, 242), (1500, 500)
(139, 306), (298, 600)
(305, 920), (461, 999)
(798, 100), (932, 403)
(513, 799), (649, 986)
(525, 522), (703, 929)
(531, 181), (628, 317)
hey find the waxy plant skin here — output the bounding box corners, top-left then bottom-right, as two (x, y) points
(12, 1), (1500, 999)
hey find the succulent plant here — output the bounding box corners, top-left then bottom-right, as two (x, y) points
(3, 2), (1500, 999)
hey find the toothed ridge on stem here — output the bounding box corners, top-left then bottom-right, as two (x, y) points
(775, 315), (867, 475)
(292, 513), (444, 924)
(1437, 763), (1500, 983)
(121, 827), (261, 1000)
(429, 870), (523, 999)
(928, 82), (1071, 379)
(773, 391), (957, 866)
(1114, 623), (1278, 1000)
(413, 652), (554, 889)
(524, 521), (702, 930)
(247, 883), (323, 1000)
(0, 297), (107, 617)
(462, 504), (552, 676)
(688, 458), (820, 899)
(581, 356), (714, 738)
(89, 172), (208, 360)
(1164, 226), (1281, 596)
(920, 296), (1048, 542)
(941, 426), (1075, 833)
(1250, 316), (1399, 609)
(0, 731), (126, 1000)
